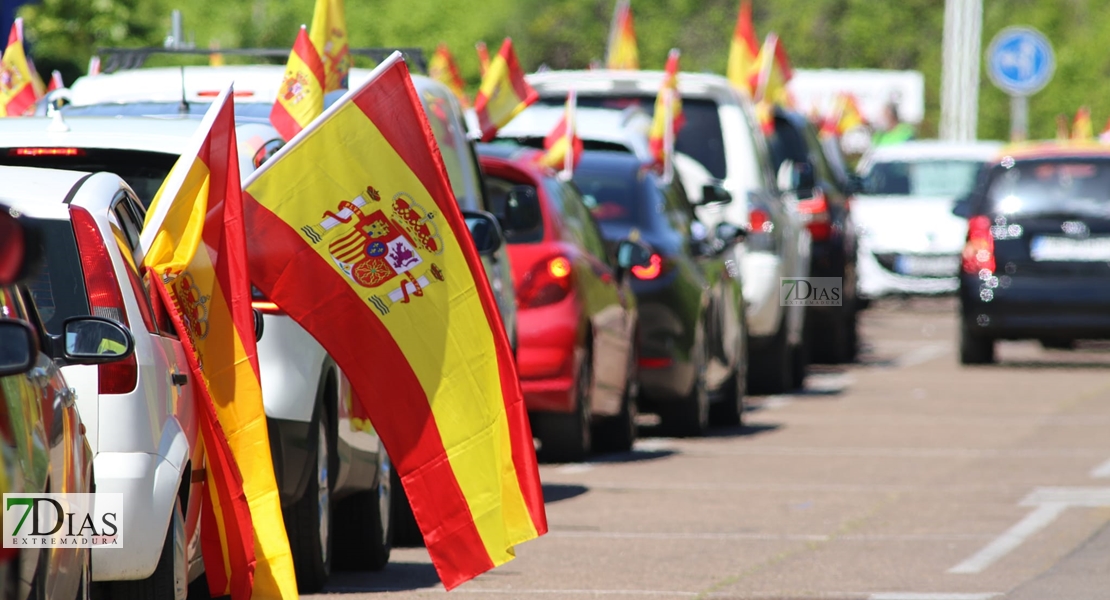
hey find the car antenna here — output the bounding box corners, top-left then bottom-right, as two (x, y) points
(178, 65), (189, 115)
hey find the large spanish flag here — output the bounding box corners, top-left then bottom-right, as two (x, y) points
(242, 52), (547, 590)
(309, 0), (350, 92)
(605, 0), (639, 70)
(141, 87), (297, 600)
(270, 25), (326, 142)
(429, 43), (469, 108)
(0, 18), (37, 117)
(474, 38), (538, 142)
(648, 49), (685, 166)
(537, 90), (583, 173)
(726, 1), (759, 96)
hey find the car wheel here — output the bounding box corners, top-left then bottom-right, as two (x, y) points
(285, 415), (332, 593)
(592, 345), (638, 453)
(748, 319), (793, 394)
(389, 468), (423, 547)
(790, 333), (808, 391)
(334, 448), (392, 571)
(660, 343), (709, 437)
(534, 350), (593, 462)
(959, 322), (995, 365)
(109, 497), (186, 600)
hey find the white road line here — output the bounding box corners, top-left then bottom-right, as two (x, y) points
(555, 463), (594, 474)
(547, 531), (990, 542)
(806, 372), (857, 392)
(894, 343), (950, 368)
(672, 446), (1108, 459)
(869, 594), (1001, 600)
(947, 503), (1069, 574)
(1089, 457), (1110, 478)
(453, 589), (701, 596)
(761, 395), (793, 409)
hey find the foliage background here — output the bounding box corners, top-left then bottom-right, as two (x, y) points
(16, 0), (1110, 141)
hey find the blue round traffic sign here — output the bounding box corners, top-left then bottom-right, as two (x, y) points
(987, 27), (1055, 96)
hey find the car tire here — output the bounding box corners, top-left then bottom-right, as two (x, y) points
(334, 450), (392, 571)
(959, 322), (995, 365)
(109, 497), (186, 600)
(748, 320), (793, 394)
(534, 350), (592, 462)
(1040, 339), (1075, 350)
(389, 469), (423, 548)
(593, 346), (638, 453)
(790, 333), (808, 391)
(285, 415), (332, 593)
(660, 343), (709, 437)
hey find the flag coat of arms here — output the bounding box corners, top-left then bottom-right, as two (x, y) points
(474, 38), (539, 142)
(727, 1), (759, 96)
(649, 49), (685, 167)
(537, 90), (583, 173)
(242, 52), (547, 590)
(0, 18), (37, 117)
(606, 0), (639, 70)
(309, 0), (350, 92)
(429, 43), (470, 108)
(141, 87), (297, 600)
(271, 25), (327, 142)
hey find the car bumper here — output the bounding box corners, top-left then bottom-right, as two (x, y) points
(960, 275), (1110, 339)
(859, 248), (959, 297)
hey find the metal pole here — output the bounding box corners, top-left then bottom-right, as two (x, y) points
(940, 0), (983, 141)
(1010, 95), (1028, 142)
(168, 10), (184, 49)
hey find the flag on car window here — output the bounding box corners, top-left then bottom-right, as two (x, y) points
(476, 40), (491, 76)
(141, 87), (298, 600)
(1072, 106), (1094, 141)
(270, 25), (326, 141)
(242, 52), (548, 590)
(605, 0), (639, 70)
(537, 90), (583, 174)
(649, 49), (685, 168)
(727, 0), (759, 97)
(429, 43), (470, 108)
(0, 18), (38, 117)
(474, 38), (539, 142)
(309, 0), (350, 92)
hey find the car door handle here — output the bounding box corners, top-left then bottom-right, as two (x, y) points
(172, 373), (189, 387)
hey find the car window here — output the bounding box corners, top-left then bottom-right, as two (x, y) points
(802, 125), (839, 192)
(986, 159), (1110, 218)
(0, 149), (177, 208)
(108, 195), (159, 334)
(422, 90), (483, 211)
(661, 181), (692, 237)
(486, 176), (544, 244)
(574, 167), (650, 227)
(864, 159), (983, 197)
(557, 180), (610, 262)
(21, 218), (90, 336)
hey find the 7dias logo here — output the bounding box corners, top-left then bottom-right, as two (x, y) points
(4, 493), (122, 548)
(780, 278), (843, 307)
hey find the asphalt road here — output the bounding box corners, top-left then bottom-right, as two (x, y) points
(310, 296), (1110, 600)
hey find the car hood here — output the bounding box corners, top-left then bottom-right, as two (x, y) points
(853, 195), (968, 254)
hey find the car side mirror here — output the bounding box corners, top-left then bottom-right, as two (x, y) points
(0, 319), (37, 377)
(61, 316), (135, 364)
(616, 239), (653, 270)
(952, 196), (973, 219)
(698, 183), (732, 206)
(502, 185), (542, 232)
(462, 210), (505, 256)
(716, 222), (748, 246)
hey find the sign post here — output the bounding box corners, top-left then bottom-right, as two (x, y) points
(986, 27), (1054, 142)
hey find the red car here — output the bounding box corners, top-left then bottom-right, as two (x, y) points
(478, 144), (642, 462)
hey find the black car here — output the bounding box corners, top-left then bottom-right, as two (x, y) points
(767, 107), (860, 363)
(572, 151), (748, 436)
(955, 148), (1110, 364)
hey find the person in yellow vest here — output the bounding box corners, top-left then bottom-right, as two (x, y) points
(872, 101), (915, 147)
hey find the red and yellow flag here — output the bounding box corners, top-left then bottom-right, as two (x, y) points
(429, 43), (469, 108)
(727, 0), (759, 96)
(0, 18), (38, 117)
(1072, 106), (1094, 141)
(141, 87), (297, 600)
(649, 49), (685, 166)
(750, 33), (793, 106)
(821, 92), (865, 138)
(606, 0), (639, 70)
(476, 41), (491, 77)
(537, 90), (583, 173)
(242, 53), (547, 590)
(270, 25), (326, 142)
(46, 70), (63, 93)
(474, 38), (539, 142)
(309, 0), (349, 92)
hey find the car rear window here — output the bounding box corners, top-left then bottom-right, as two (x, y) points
(863, 159), (983, 197)
(0, 149), (177, 208)
(20, 218), (89, 336)
(986, 159), (1110, 218)
(573, 167), (651, 226)
(544, 95), (727, 180)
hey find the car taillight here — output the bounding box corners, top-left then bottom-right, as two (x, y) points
(251, 286), (283, 314)
(517, 256), (574, 308)
(962, 215), (995, 275)
(796, 191), (832, 242)
(71, 206), (138, 395)
(8, 147), (85, 157)
(631, 253), (664, 280)
(749, 208), (772, 233)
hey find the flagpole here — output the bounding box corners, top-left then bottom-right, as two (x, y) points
(563, 89), (577, 178)
(662, 88), (675, 185)
(755, 33), (777, 104)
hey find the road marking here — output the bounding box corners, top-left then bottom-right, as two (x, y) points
(761, 395), (793, 409)
(869, 594), (1001, 600)
(548, 531), (990, 542)
(673, 446), (1107, 459)
(453, 589), (701, 596)
(555, 463), (594, 474)
(894, 343), (950, 368)
(806, 372), (857, 393)
(1089, 457), (1110, 478)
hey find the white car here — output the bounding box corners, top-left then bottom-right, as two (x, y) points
(854, 140), (1003, 298)
(527, 70), (812, 393)
(1, 165), (201, 599)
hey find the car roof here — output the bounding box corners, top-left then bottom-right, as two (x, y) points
(496, 104), (651, 157)
(0, 166), (93, 218)
(864, 140), (1005, 163)
(994, 140), (1110, 162)
(527, 69), (741, 102)
(575, 149), (650, 175)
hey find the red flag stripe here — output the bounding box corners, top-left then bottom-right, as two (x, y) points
(295, 31), (327, 87)
(268, 101), (303, 142)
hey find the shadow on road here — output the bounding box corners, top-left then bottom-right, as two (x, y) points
(704, 422), (781, 438)
(543, 483), (589, 503)
(980, 360), (1110, 370)
(322, 562), (442, 594)
(591, 448), (675, 464)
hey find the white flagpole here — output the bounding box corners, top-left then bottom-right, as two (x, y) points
(563, 89), (577, 177)
(662, 88), (675, 185)
(755, 33), (778, 104)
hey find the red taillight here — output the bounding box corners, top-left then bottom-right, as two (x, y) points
(749, 208), (772, 233)
(518, 255), (574, 308)
(797, 191), (832, 242)
(962, 215), (995, 275)
(251, 287), (283, 314)
(8, 147), (85, 157)
(631, 253), (664, 280)
(71, 206), (138, 395)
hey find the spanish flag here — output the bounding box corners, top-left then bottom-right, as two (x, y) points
(46, 70), (63, 93)
(821, 92), (865, 138)
(0, 18), (37, 117)
(141, 87), (297, 600)
(1072, 106), (1094, 141)
(476, 40), (491, 76)
(726, 0), (759, 96)
(270, 25), (326, 142)
(429, 43), (469, 108)
(309, 0), (350, 92)
(750, 33), (793, 106)
(606, 0), (639, 70)
(537, 90), (583, 173)
(474, 38), (539, 142)
(242, 52), (547, 590)
(648, 49), (685, 167)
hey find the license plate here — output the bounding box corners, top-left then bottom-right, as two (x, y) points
(1030, 236), (1110, 261)
(895, 254), (959, 276)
